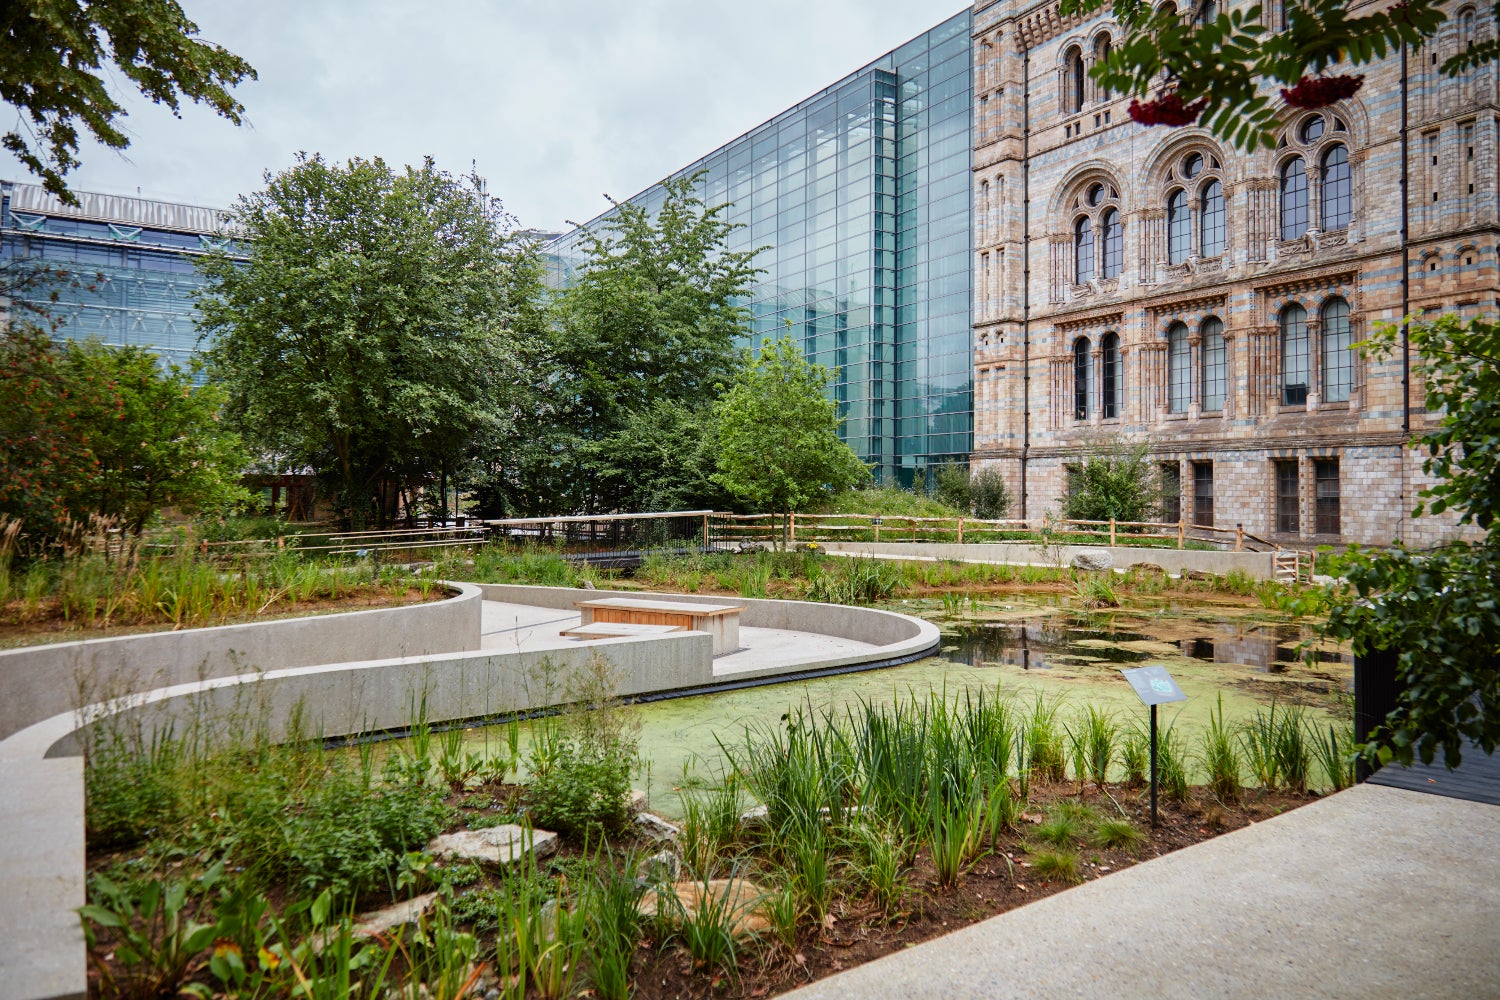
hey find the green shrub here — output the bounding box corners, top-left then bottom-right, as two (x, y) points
(526, 729), (634, 841)
(1063, 437), (1161, 523)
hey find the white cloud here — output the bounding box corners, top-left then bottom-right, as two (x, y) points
(11, 1), (962, 230)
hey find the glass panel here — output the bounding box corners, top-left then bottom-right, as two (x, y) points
(1074, 337), (1092, 420)
(1101, 208), (1123, 278)
(1276, 460), (1300, 533)
(1201, 317), (1226, 411)
(1102, 332), (1121, 419)
(1281, 304), (1309, 404)
(1074, 216), (1094, 283)
(1200, 180), (1225, 257)
(1168, 190), (1189, 263)
(1321, 297), (1352, 402)
(1168, 323), (1190, 413)
(1280, 157), (1309, 240)
(1321, 144), (1351, 230)
(1193, 462), (1214, 527)
(1315, 459), (1341, 535)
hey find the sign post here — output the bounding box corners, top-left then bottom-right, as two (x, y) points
(1120, 665), (1187, 828)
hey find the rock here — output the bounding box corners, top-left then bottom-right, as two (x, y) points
(581, 579), (597, 590)
(637, 878), (772, 938)
(625, 789), (648, 815)
(353, 891), (438, 938)
(425, 825), (558, 867)
(1311, 574), (1341, 587)
(636, 811), (681, 840)
(739, 804), (769, 830)
(640, 850), (681, 885)
(1070, 548), (1114, 571)
(1130, 562), (1169, 577)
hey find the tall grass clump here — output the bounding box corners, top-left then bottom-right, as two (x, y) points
(1024, 695), (1067, 784)
(1312, 720), (1356, 792)
(1198, 693), (1242, 803)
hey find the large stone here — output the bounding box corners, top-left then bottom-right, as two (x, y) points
(636, 811), (681, 841)
(353, 891), (439, 938)
(640, 850), (681, 885)
(637, 878), (772, 938)
(425, 825), (558, 866)
(625, 789), (648, 815)
(1071, 548), (1114, 571)
(739, 804), (770, 830)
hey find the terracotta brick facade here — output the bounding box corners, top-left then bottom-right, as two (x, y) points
(969, 0), (1494, 546)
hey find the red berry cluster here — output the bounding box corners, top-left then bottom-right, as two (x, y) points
(1127, 92), (1209, 126)
(1281, 74), (1364, 109)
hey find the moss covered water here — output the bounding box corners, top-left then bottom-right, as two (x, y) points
(452, 592), (1350, 819)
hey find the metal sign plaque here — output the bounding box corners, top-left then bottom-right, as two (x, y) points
(1120, 665), (1188, 707)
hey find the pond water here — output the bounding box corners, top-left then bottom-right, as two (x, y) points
(439, 592), (1351, 819)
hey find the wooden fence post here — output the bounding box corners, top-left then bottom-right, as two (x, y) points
(789, 512), (796, 547)
(1177, 519), (1185, 549)
(1235, 523), (1244, 552)
(702, 514), (710, 553)
(1109, 517), (1116, 546)
(957, 517), (964, 545)
(873, 517), (880, 543)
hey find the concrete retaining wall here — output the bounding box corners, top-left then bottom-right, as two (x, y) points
(0, 582), (484, 741)
(817, 541), (1276, 579)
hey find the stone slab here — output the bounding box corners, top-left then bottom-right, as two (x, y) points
(426, 825), (558, 867)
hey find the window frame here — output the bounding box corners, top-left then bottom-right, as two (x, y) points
(1167, 321), (1191, 414)
(1073, 336), (1093, 420)
(1280, 302), (1310, 405)
(1280, 156), (1309, 240)
(1101, 331), (1122, 419)
(1321, 296), (1352, 403)
(1275, 459), (1300, 534)
(1314, 458), (1341, 535)
(1200, 316), (1226, 412)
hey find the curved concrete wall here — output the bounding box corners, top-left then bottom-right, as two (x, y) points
(0, 583), (483, 741)
(475, 584), (937, 649)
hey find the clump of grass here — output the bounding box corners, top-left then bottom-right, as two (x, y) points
(1091, 818), (1145, 850)
(1312, 721), (1355, 792)
(1025, 695), (1067, 784)
(1199, 693), (1242, 803)
(1066, 706), (1118, 788)
(1033, 815), (1082, 848)
(1030, 849), (1082, 883)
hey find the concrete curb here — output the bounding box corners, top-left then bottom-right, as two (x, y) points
(818, 540), (1276, 579)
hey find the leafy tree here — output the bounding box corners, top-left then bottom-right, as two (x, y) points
(1324, 314), (1500, 768)
(0, 330), (246, 541)
(198, 154), (542, 528)
(60, 340), (250, 535)
(520, 172), (761, 515)
(578, 400), (730, 514)
(1062, 437), (1161, 523)
(0, 0), (256, 202)
(0, 326), (100, 540)
(1063, 0), (1451, 149)
(713, 336), (870, 543)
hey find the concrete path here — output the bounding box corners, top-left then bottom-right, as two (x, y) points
(782, 782), (1500, 1000)
(478, 599), (879, 670)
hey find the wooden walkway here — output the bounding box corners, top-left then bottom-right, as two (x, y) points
(1367, 737), (1500, 806)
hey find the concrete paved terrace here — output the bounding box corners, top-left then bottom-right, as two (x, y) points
(783, 774), (1500, 1000)
(480, 596), (889, 678)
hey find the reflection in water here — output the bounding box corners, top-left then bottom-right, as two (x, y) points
(944, 618), (1348, 672)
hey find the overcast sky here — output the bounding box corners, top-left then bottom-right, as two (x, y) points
(8, 1), (962, 232)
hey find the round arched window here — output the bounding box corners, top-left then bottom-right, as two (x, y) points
(1183, 153), (1203, 178)
(1299, 116), (1325, 143)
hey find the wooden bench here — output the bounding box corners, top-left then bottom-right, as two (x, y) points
(575, 597), (745, 655)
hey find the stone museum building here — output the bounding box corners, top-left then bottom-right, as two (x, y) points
(8, 1), (1493, 546)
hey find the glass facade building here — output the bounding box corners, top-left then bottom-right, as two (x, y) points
(547, 10), (973, 484)
(0, 181), (240, 368)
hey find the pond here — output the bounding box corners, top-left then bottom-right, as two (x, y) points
(449, 593), (1351, 819)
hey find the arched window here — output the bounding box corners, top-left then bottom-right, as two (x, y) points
(1321, 297), (1352, 403)
(1066, 47), (1085, 113)
(1074, 216), (1095, 283)
(1201, 316), (1226, 412)
(1101, 208), (1123, 278)
(1195, 0), (1218, 24)
(1167, 189), (1190, 263)
(1321, 144), (1351, 230)
(1462, 7), (1477, 49)
(1200, 180), (1225, 257)
(1095, 36), (1113, 98)
(1280, 303), (1309, 405)
(1074, 336), (1093, 420)
(1167, 322), (1190, 413)
(1102, 332), (1122, 418)
(1280, 157), (1309, 240)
